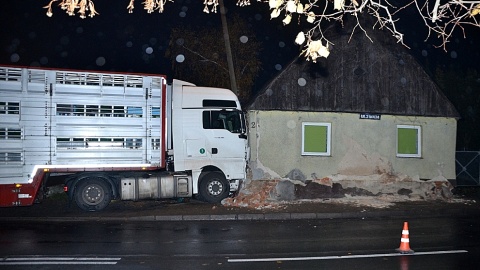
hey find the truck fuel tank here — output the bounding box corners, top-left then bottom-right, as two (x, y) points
(121, 174), (192, 201)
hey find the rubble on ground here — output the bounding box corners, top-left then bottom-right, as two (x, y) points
(222, 176), (470, 210)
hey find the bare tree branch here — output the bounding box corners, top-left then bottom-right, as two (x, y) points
(179, 45), (229, 73)
(44, 0), (480, 60)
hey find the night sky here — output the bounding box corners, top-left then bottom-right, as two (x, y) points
(1, 0), (480, 149)
(0, 0), (298, 83)
(0, 1), (476, 82)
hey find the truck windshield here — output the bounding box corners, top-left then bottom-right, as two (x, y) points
(203, 110), (246, 134)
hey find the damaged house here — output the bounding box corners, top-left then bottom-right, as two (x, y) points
(245, 20), (460, 201)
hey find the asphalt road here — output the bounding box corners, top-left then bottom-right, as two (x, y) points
(1, 216), (479, 269)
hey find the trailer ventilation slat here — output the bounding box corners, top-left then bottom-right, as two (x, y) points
(0, 67), (22, 82)
(28, 70), (46, 83)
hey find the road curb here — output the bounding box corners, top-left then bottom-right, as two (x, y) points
(1, 206), (479, 222)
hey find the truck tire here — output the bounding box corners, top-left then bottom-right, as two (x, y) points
(199, 172), (230, 203)
(74, 177), (112, 211)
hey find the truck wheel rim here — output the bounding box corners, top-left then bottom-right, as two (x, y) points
(82, 184), (104, 205)
(207, 180), (223, 196)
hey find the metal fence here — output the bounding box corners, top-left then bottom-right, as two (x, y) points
(456, 151), (480, 186)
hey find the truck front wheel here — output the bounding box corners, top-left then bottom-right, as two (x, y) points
(199, 172), (230, 203)
(74, 177), (112, 211)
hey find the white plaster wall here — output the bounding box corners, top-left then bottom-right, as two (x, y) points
(247, 110), (457, 181)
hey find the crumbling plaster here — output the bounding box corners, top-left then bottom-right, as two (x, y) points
(247, 110), (457, 182)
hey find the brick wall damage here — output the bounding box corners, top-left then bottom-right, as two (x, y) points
(222, 174), (454, 210)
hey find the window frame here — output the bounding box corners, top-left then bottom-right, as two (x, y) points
(202, 110), (244, 134)
(396, 125), (422, 158)
(301, 122), (332, 156)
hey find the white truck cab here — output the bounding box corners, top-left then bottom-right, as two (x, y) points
(169, 79), (248, 201)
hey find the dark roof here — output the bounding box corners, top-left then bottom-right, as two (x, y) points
(248, 19), (460, 118)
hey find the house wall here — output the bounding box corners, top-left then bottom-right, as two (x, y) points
(247, 110), (457, 181)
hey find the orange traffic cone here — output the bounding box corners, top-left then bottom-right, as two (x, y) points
(396, 221), (414, 254)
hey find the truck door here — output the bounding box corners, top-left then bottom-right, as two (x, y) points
(203, 109), (247, 174)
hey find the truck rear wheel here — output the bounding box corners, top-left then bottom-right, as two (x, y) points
(74, 177), (112, 212)
(199, 172), (230, 203)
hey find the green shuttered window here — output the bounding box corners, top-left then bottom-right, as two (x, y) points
(302, 122), (331, 156)
(397, 125), (421, 158)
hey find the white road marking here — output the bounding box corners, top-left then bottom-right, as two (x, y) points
(0, 257), (121, 265)
(228, 250), (469, 263)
